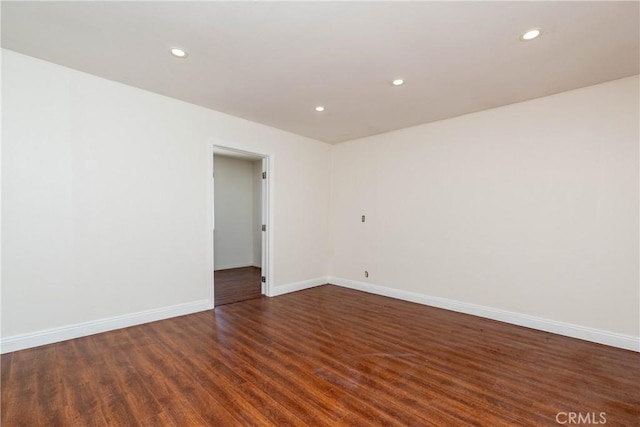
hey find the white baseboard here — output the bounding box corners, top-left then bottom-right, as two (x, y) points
(0, 299), (212, 354)
(328, 277), (639, 352)
(269, 277), (328, 297)
(214, 263), (256, 271)
(5, 280), (636, 354)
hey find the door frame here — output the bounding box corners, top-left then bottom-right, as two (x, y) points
(208, 143), (273, 308)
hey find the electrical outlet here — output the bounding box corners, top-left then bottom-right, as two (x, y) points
(361, 215), (366, 222)
(364, 270), (369, 278)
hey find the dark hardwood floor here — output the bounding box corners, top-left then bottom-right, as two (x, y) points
(214, 266), (262, 306)
(2, 285), (639, 426)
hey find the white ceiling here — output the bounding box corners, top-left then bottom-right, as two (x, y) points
(2, 1), (638, 144)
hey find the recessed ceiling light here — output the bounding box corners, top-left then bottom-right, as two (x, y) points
(170, 47), (188, 58)
(392, 79), (405, 86)
(520, 28), (542, 41)
(315, 106), (325, 112)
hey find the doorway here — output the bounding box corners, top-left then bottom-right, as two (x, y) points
(212, 146), (269, 306)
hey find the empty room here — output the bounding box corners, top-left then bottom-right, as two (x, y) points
(1, 1), (638, 426)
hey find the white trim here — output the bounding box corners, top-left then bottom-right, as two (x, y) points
(207, 143), (216, 308)
(214, 263), (257, 271)
(0, 299), (211, 354)
(328, 277), (639, 352)
(269, 277), (328, 297)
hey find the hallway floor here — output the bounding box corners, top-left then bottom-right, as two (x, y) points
(214, 266), (262, 306)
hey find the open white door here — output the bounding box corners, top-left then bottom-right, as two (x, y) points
(260, 157), (269, 295)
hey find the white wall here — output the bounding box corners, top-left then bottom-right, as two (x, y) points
(330, 76), (639, 341)
(213, 155), (255, 270)
(1, 50), (331, 347)
(3, 48), (637, 352)
(253, 160), (262, 268)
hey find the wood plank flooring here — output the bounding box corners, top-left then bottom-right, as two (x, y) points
(2, 285), (639, 426)
(214, 266), (262, 306)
